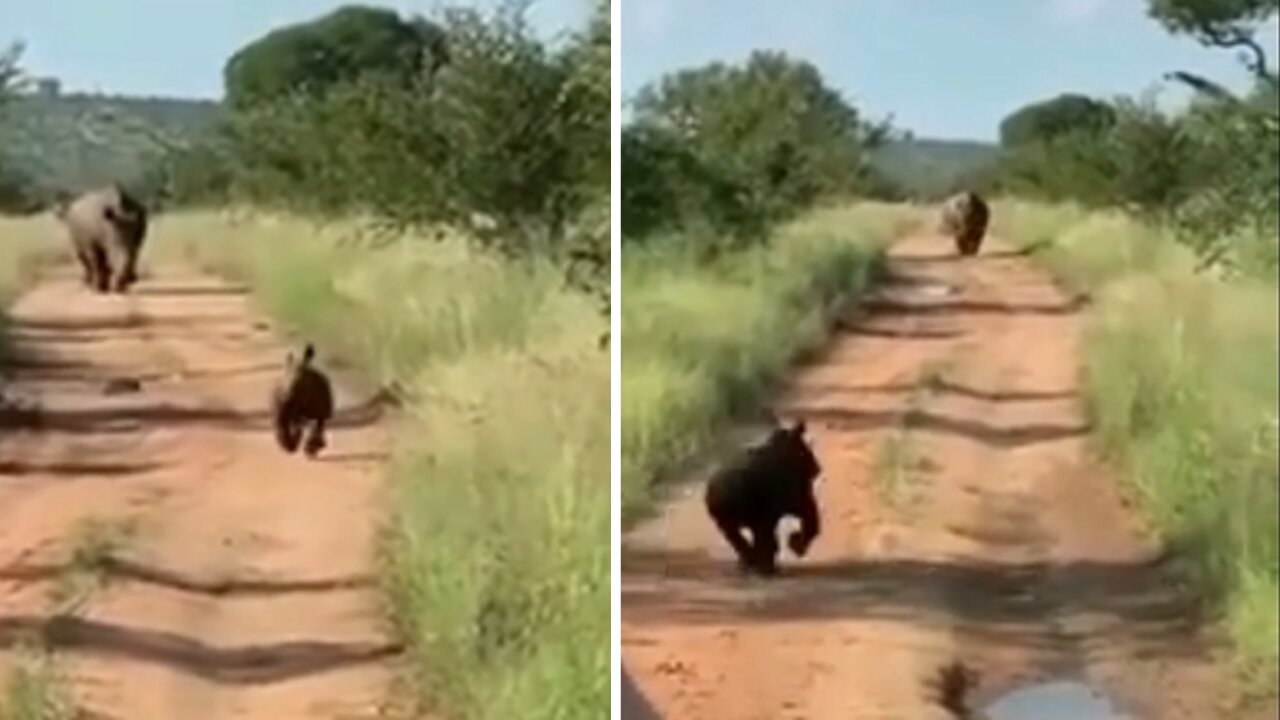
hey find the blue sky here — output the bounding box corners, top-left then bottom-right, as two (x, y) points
(623, 0), (1280, 141)
(7, 0), (588, 100)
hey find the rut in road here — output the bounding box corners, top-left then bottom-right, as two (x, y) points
(0, 265), (413, 720)
(622, 233), (1250, 720)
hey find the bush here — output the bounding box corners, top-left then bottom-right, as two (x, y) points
(622, 50), (895, 249)
(221, 5), (604, 251)
(993, 88), (1278, 279)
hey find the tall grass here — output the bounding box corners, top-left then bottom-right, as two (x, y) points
(621, 202), (921, 519)
(0, 214), (63, 358)
(994, 199), (1279, 695)
(0, 647), (76, 720)
(0, 217), (74, 717)
(155, 210), (608, 720)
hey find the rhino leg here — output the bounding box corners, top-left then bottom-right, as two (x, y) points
(88, 243), (112, 293)
(302, 418), (328, 458)
(115, 228), (146, 291)
(73, 245), (94, 287)
(104, 234), (134, 293)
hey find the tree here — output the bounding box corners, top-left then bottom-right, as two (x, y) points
(557, 0), (610, 193)
(621, 123), (759, 244)
(223, 5), (448, 109)
(998, 93), (1118, 147)
(0, 41), (36, 213)
(1143, 0), (1278, 276)
(554, 0), (610, 320)
(0, 41), (23, 101)
(426, 6), (582, 249)
(631, 51), (889, 234)
(219, 1), (609, 265)
(1149, 0), (1279, 95)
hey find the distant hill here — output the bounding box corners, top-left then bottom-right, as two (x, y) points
(869, 138), (999, 199)
(2, 89), (1000, 205)
(0, 90), (222, 194)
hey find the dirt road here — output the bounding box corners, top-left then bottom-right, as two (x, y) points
(0, 265), (405, 719)
(622, 233), (1253, 719)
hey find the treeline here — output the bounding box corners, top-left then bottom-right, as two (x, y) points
(0, 43), (32, 211)
(0, 92), (220, 212)
(620, 51), (903, 254)
(620, 0), (1277, 279)
(969, 0), (1279, 278)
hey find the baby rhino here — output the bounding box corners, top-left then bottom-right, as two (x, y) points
(705, 419), (822, 576)
(271, 343), (334, 459)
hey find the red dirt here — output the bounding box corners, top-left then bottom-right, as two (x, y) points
(0, 266), (410, 719)
(621, 233), (1267, 720)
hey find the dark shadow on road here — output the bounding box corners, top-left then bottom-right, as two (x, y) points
(3, 355), (98, 373)
(9, 314), (250, 333)
(0, 459), (165, 477)
(839, 324), (967, 341)
(132, 284), (250, 298)
(622, 665), (665, 720)
(779, 404), (1089, 449)
(0, 559), (374, 597)
(0, 615), (401, 685)
(894, 247), (1046, 265)
(622, 546), (1204, 661)
(792, 380), (1077, 404)
(5, 393), (389, 435)
(858, 297), (1086, 318)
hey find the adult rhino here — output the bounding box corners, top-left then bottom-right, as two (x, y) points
(938, 190), (990, 257)
(53, 184), (149, 294)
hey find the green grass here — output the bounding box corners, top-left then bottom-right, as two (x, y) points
(0, 215), (60, 299)
(49, 517), (136, 615)
(621, 202), (921, 519)
(873, 429), (920, 510)
(153, 210), (607, 720)
(873, 360), (948, 513)
(0, 646), (76, 720)
(0, 214), (63, 357)
(994, 199), (1279, 697)
(991, 199), (1194, 292)
(0, 217), (78, 719)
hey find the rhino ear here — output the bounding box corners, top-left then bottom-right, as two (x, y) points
(302, 343), (316, 364)
(789, 419), (807, 437)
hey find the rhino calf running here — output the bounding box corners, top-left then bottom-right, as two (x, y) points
(271, 343), (335, 459)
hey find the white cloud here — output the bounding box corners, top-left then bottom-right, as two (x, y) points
(1044, 0), (1108, 26)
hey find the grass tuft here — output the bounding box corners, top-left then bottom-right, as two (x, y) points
(0, 646), (77, 720)
(49, 517), (135, 615)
